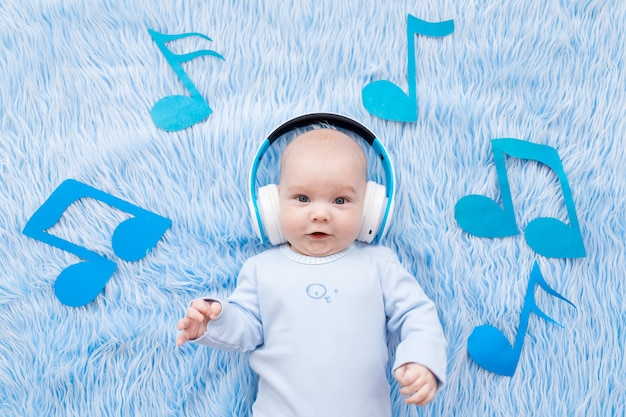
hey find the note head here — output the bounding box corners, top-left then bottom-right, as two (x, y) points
(467, 324), (519, 377)
(454, 194), (519, 238)
(112, 215), (171, 262)
(151, 95), (212, 131)
(525, 217), (586, 258)
(54, 259), (117, 307)
(361, 80), (418, 122)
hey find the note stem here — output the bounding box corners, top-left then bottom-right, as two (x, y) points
(148, 29), (224, 102)
(404, 16), (454, 110)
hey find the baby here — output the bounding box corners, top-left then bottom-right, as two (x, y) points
(177, 127), (447, 417)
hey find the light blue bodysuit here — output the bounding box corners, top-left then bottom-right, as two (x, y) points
(194, 242), (447, 417)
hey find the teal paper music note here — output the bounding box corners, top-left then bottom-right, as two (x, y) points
(361, 15), (454, 122)
(149, 29), (224, 131)
(23, 179), (171, 307)
(454, 138), (586, 258)
(467, 261), (576, 376)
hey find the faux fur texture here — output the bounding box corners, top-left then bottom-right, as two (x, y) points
(1, 0), (624, 416)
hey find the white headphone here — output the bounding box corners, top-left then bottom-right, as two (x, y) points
(248, 113), (395, 246)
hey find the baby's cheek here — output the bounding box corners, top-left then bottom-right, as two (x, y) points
(347, 212), (365, 236)
(280, 213), (301, 240)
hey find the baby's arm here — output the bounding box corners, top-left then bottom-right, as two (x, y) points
(176, 299), (222, 346)
(176, 261), (263, 352)
(394, 362), (438, 406)
(379, 249), (448, 395)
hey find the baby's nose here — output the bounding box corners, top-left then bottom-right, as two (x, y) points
(310, 204), (330, 221)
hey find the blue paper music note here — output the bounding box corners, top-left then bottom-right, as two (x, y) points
(149, 29), (224, 131)
(23, 179), (172, 307)
(454, 138), (586, 258)
(361, 15), (454, 122)
(467, 261), (576, 376)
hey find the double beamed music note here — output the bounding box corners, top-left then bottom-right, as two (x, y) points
(467, 261), (576, 376)
(23, 179), (171, 307)
(149, 29), (224, 131)
(361, 15), (454, 122)
(454, 138), (586, 258)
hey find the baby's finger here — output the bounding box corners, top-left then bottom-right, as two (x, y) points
(207, 301), (222, 319)
(177, 318), (188, 331)
(191, 299), (213, 315)
(404, 384), (436, 406)
(176, 330), (192, 347)
(186, 307), (205, 323)
(394, 364), (420, 387)
(176, 321), (202, 346)
(399, 369), (429, 393)
(177, 317), (201, 332)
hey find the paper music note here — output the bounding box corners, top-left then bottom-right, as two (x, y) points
(454, 138), (586, 258)
(23, 179), (172, 307)
(149, 29), (224, 131)
(467, 261), (576, 376)
(361, 15), (454, 122)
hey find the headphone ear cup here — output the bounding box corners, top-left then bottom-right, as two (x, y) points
(358, 181), (388, 243)
(256, 184), (285, 245)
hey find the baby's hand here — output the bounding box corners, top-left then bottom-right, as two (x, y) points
(394, 362), (438, 406)
(176, 299), (222, 347)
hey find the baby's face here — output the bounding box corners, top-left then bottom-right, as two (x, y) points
(278, 129), (367, 257)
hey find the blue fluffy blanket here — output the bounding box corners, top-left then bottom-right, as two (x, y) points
(1, 1), (624, 416)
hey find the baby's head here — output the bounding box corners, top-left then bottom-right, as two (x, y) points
(278, 128), (367, 257)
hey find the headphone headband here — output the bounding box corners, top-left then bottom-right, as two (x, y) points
(249, 113), (395, 245)
(267, 113), (376, 146)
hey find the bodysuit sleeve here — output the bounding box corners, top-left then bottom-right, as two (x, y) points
(380, 249), (448, 388)
(193, 261), (264, 353)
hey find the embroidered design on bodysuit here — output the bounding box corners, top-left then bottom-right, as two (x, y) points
(306, 284), (338, 303)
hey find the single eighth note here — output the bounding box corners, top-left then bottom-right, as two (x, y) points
(362, 15), (454, 122)
(149, 29), (224, 131)
(467, 261), (576, 376)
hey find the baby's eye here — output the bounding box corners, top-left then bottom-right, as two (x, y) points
(334, 197), (346, 205)
(297, 195), (309, 203)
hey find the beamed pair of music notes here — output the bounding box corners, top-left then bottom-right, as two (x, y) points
(23, 179), (171, 307)
(149, 29), (224, 132)
(455, 138), (586, 259)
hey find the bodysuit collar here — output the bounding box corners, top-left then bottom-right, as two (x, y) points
(279, 243), (355, 264)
